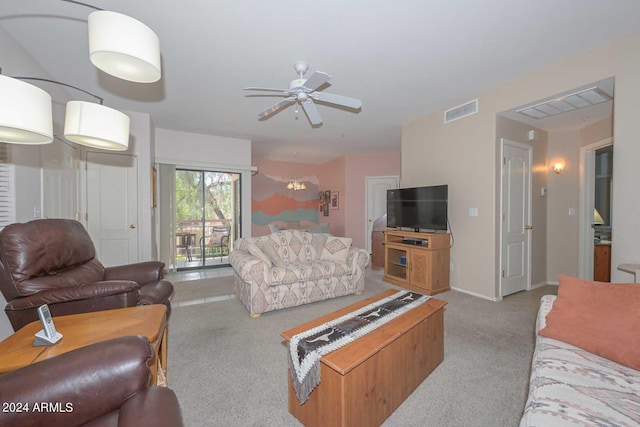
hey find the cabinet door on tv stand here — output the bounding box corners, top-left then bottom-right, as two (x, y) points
(409, 250), (431, 291)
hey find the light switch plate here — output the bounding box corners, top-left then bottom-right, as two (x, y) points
(469, 208), (478, 217)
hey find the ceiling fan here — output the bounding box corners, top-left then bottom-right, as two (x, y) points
(244, 62), (362, 126)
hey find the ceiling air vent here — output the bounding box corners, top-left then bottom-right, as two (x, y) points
(444, 99), (478, 123)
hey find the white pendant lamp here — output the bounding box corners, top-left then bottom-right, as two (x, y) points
(0, 75), (53, 144)
(64, 101), (130, 151)
(88, 11), (161, 83)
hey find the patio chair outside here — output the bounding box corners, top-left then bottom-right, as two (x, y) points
(201, 225), (230, 262)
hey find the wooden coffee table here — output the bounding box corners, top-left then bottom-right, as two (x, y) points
(281, 289), (446, 427)
(0, 305), (167, 385)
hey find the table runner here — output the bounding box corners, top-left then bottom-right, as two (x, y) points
(288, 290), (431, 403)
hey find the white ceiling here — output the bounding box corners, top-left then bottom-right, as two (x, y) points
(1, 1), (638, 163)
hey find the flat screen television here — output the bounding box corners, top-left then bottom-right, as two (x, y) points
(387, 185), (448, 232)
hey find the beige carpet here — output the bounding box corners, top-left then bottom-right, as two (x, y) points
(167, 268), (557, 426)
(171, 276), (235, 304)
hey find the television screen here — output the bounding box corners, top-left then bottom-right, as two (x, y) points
(387, 185), (448, 231)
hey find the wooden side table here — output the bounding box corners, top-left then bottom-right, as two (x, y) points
(0, 305), (167, 385)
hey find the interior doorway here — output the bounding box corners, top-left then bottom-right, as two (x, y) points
(499, 77), (614, 288)
(579, 138), (613, 280)
(365, 176), (399, 254)
(175, 169), (241, 270)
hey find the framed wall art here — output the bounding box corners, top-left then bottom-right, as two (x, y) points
(330, 191), (339, 210)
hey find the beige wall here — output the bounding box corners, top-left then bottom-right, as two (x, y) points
(544, 116), (613, 282)
(546, 129), (581, 280)
(402, 31), (640, 299)
(581, 116), (613, 147)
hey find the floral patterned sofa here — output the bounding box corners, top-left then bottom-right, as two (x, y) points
(520, 293), (640, 426)
(229, 230), (369, 317)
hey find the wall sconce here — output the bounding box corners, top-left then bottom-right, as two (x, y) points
(552, 162), (565, 174)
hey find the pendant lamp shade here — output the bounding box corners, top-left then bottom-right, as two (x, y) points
(88, 11), (161, 83)
(0, 75), (53, 144)
(64, 101), (130, 151)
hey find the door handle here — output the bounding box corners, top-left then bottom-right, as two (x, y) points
(524, 225), (533, 230)
(130, 224), (136, 229)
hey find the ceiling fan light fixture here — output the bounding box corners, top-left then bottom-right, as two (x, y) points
(0, 75), (53, 144)
(64, 101), (130, 151)
(88, 11), (161, 83)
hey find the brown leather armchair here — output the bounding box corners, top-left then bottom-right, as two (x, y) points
(0, 219), (174, 331)
(0, 335), (184, 427)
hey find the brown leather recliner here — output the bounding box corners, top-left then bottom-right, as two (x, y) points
(0, 335), (184, 427)
(0, 219), (174, 331)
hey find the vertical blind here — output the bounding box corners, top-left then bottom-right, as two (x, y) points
(0, 144), (15, 229)
(158, 163), (176, 272)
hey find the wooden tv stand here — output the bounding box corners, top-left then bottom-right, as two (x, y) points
(383, 230), (450, 295)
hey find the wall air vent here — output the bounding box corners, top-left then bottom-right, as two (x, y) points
(444, 99), (478, 123)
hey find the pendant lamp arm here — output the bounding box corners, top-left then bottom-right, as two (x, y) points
(0, 69), (104, 105)
(11, 78), (104, 105)
(60, 0), (104, 11)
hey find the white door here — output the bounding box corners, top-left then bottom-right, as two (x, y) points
(86, 152), (138, 267)
(501, 139), (531, 296)
(365, 176), (399, 253)
(41, 138), (79, 220)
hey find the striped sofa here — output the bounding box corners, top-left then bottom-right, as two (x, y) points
(229, 230), (369, 317)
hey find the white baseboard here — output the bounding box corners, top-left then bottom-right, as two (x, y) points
(450, 286), (499, 302)
(451, 281), (557, 302)
(530, 280), (558, 289)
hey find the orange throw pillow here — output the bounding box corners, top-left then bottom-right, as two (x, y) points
(539, 274), (640, 371)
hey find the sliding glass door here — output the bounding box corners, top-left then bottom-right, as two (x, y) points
(175, 169), (240, 270)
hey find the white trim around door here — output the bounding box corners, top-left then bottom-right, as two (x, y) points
(578, 137), (613, 279)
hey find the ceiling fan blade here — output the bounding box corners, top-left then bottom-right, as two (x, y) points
(301, 99), (323, 125)
(258, 96), (296, 119)
(302, 71), (331, 92)
(245, 87), (290, 95)
(313, 92), (362, 109)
